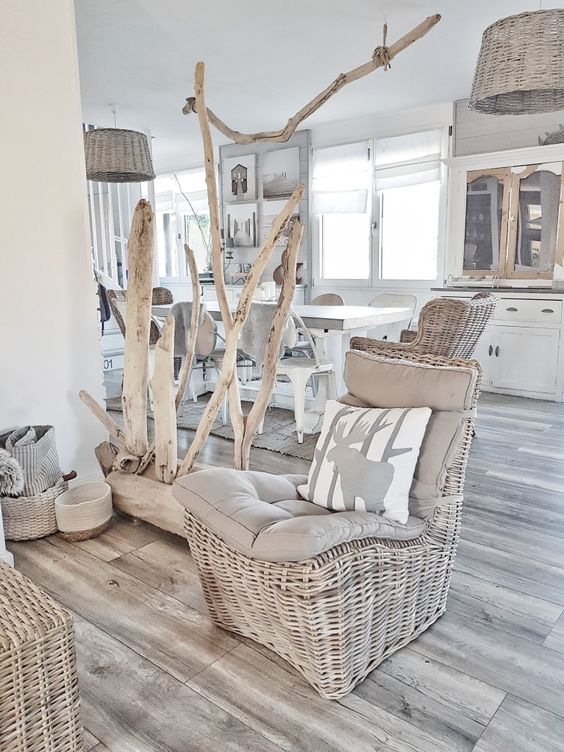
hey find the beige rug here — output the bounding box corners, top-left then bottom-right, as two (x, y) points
(106, 396), (317, 461)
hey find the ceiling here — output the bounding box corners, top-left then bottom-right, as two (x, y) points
(74, 0), (535, 173)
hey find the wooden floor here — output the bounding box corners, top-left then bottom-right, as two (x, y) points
(9, 392), (564, 752)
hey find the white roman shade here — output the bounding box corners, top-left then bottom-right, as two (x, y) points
(312, 142), (370, 214)
(374, 130), (442, 191)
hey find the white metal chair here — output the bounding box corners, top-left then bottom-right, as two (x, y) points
(368, 292), (417, 342)
(276, 311), (337, 443)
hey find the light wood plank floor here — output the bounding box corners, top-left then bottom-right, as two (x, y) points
(8, 392), (564, 752)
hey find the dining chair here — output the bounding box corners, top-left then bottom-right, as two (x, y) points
(368, 292), (417, 342)
(311, 293), (345, 306)
(276, 311), (337, 443)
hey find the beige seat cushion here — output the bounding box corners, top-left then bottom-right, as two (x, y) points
(341, 350), (478, 518)
(174, 468), (426, 563)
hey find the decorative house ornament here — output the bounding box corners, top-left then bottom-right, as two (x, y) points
(469, 9), (564, 115)
(84, 127), (156, 182)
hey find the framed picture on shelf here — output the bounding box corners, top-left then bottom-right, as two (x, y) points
(260, 200), (300, 248)
(222, 155), (257, 202)
(226, 203), (257, 247)
(262, 147), (300, 199)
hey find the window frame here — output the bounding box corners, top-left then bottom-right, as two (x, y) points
(312, 128), (449, 289)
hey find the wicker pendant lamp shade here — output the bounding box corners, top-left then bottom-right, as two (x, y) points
(84, 127), (156, 182)
(469, 9), (564, 115)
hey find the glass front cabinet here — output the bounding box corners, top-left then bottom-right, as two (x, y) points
(462, 162), (564, 280)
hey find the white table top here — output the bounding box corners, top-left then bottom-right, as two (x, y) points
(152, 303), (412, 332)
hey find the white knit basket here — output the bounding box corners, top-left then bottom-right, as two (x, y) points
(55, 482), (112, 540)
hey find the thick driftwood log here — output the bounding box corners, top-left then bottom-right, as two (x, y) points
(150, 315), (177, 484)
(237, 219), (303, 469)
(105, 465), (185, 536)
(182, 15), (441, 144)
(79, 390), (126, 446)
(122, 199), (154, 456)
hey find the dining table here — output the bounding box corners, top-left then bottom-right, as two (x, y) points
(152, 301), (412, 394)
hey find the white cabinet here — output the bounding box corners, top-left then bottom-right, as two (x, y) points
(437, 290), (563, 401)
(477, 325), (560, 395)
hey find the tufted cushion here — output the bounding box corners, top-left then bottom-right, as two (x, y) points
(341, 350), (477, 518)
(173, 468), (427, 563)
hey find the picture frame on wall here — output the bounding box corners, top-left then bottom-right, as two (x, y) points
(227, 203), (257, 247)
(222, 155), (257, 202)
(262, 147), (300, 199)
(260, 200), (300, 248)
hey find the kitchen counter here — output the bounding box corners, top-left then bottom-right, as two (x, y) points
(432, 286), (564, 295)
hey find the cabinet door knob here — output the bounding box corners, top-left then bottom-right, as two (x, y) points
(495, 345), (500, 357)
(506, 306), (518, 312)
(488, 345), (493, 356)
(541, 308), (554, 314)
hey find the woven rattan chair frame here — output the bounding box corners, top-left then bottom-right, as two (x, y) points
(351, 293), (496, 360)
(0, 563), (82, 750)
(185, 350), (481, 698)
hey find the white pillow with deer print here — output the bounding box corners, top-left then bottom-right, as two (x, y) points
(298, 401), (432, 524)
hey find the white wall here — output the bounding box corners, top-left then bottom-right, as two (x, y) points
(0, 0), (106, 482)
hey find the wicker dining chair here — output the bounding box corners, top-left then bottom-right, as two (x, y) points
(352, 292), (497, 359)
(176, 348), (481, 698)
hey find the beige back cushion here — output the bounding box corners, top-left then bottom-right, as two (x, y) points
(341, 351), (476, 517)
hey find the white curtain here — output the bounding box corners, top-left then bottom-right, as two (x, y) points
(312, 141), (370, 214)
(374, 130), (442, 191)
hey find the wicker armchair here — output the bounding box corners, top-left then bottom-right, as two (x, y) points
(352, 293), (497, 359)
(178, 348), (481, 698)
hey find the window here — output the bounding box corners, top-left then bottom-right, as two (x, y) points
(379, 181), (441, 280)
(313, 130), (444, 284)
(312, 142), (372, 282)
(155, 169), (211, 281)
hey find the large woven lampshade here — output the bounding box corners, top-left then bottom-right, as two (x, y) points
(84, 127), (155, 182)
(469, 9), (564, 115)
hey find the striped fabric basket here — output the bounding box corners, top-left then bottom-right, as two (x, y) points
(1, 477), (68, 541)
(4, 425), (62, 496)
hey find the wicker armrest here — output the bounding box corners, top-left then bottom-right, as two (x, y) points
(399, 329), (417, 343)
(350, 336), (410, 354)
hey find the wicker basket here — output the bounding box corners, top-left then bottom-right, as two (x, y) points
(0, 562), (83, 751)
(55, 482), (113, 542)
(1, 477), (68, 541)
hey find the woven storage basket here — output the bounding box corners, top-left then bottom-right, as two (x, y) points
(55, 482), (113, 542)
(0, 562), (83, 751)
(1, 477), (67, 541)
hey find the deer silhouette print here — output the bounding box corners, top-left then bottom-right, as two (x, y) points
(326, 414), (412, 512)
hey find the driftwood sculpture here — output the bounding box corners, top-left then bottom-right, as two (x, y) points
(80, 15), (441, 532)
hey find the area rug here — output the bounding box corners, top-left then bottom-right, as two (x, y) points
(106, 396), (317, 461)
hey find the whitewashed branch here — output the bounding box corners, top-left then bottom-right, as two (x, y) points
(121, 199), (154, 456)
(151, 315), (178, 484)
(182, 15), (441, 144)
(238, 220), (303, 469)
(79, 390), (126, 446)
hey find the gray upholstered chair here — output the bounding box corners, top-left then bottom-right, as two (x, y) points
(174, 348), (481, 698)
(353, 292), (496, 359)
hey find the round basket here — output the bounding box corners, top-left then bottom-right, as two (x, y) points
(55, 482), (113, 542)
(1, 477), (68, 541)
